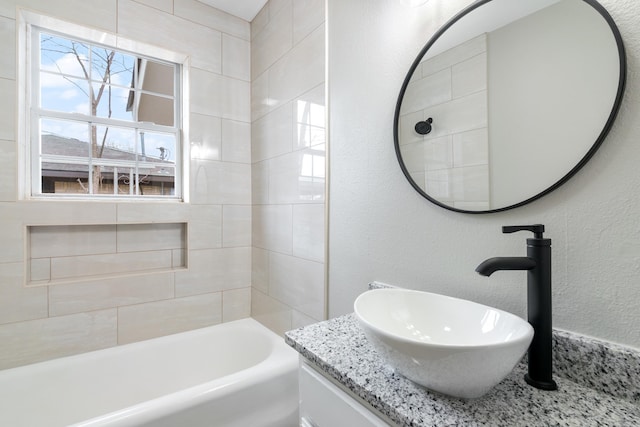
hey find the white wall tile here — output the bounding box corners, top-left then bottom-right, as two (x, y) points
(0, 140), (16, 201)
(425, 169), (453, 202)
(116, 223), (185, 253)
(188, 204), (222, 250)
(222, 119), (251, 163)
(424, 90), (488, 138)
(29, 258), (50, 282)
(252, 204), (293, 253)
(49, 272), (174, 316)
(251, 161), (270, 205)
(400, 68), (451, 115)
(10, 201), (117, 225)
(0, 210), (22, 263)
(421, 34), (486, 77)
(413, 171), (427, 192)
(191, 159), (251, 205)
(173, 249), (186, 268)
(117, 293), (222, 344)
(7, 1), (117, 32)
(251, 288), (291, 336)
(223, 205), (251, 247)
(268, 23), (325, 109)
(118, 0), (222, 74)
(269, 0), (291, 16)
(294, 84), (326, 150)
(269, 252), (324, 320)
(268, 152), (301, 204)
(424, 135), (454, 171)
(398, 141), (426, 173)
(0, 309), (117, 370)
(0, 263), (48, 325)
(116, 202), (188, 223)
(293, 204), (325, 262)
(132, 0), (172, 13)
(190, 68), (250, 122)
(295, 84), (325, 127)
(250, 4), (269, 40)
(174, 0), (250, 40)
(251, 70), (270, 120)
(223, 34), (250, 81)
(173, 249), (218, 295)
(175, 247), (251, 296)
(452, 128), (489, 167)
(292, 309), (319, 329)
(251, 1), (293, 78)
(293, 0), (325, 45)
(222, 287), (251, 322)
(452, 52), (487, 99)
(398, 111), (426, 147)
(0, 78), (15, 141)
(0, 17), (15, 79)
(190, 113), (222, 161)
(269, 149), (325, 203)
(250, 0), (326, 335)
(30, 225), (116, 258)
(252, 247), (270, 293)
(50, 250), (172, 280)
(251, 102), (293, 162)
(451, 164), (490, 202)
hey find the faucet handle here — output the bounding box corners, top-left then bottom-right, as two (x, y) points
(502, 224), (545, 239)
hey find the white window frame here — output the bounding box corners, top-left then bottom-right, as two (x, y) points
(17, 10), (190, 202)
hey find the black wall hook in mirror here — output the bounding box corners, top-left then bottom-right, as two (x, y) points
(415, 117), (433, 135)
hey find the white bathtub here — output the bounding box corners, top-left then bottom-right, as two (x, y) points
(0, 318), (299, 427)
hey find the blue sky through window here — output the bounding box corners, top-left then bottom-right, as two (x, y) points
(39, 32), (177, 163)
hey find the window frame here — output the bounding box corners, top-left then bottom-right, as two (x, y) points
(17, 10), (190, 202)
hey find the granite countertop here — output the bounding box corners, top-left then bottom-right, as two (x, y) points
(285, 314), (640, 427)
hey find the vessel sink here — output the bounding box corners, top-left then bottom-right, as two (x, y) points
(354, 288), (533, 399)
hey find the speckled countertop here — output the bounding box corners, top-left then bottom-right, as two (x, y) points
(285, 314), (640, 427)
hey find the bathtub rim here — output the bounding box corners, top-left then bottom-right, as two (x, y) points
(73, 317), (298, 427)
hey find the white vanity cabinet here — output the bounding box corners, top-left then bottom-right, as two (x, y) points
(299, 359), (391, 427)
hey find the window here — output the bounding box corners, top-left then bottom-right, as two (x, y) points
(20, 13), (187, 200)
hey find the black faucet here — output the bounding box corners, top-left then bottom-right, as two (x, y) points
(475, 224), (557, 391)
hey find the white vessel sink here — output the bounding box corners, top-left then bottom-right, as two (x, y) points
(354, 288), (533, 399)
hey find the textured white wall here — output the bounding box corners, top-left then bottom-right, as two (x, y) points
(327, 0), (640, 349)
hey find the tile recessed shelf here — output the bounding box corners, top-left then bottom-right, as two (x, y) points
(26, 223), (188, 286)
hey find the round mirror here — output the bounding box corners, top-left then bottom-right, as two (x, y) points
(394, 0), (626, 213)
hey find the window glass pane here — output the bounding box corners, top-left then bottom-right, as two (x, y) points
(41, 118), (91, 194)
(92, 82), (134, 121)
(93, 125), (137, 161)
(137, 93), (174, 126)
(139, 131), (176, 164)
(40, 33), (89, 79)
(40, 73), (90, 114)
(32, 27), (181, 199)
(138, 60), (174, 96)
(41, 118), (89, 156)
(91, 47), (134, 87)
(139, 131), (176, 196)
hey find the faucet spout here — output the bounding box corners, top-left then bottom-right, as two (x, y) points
(475, 257), (536, 276)
(476, 225), (557, 392)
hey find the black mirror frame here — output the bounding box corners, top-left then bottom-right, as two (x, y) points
(393, 0), (627, 214)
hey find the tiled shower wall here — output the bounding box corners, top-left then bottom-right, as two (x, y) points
(250, 0), (326, 335)
(398, 34), (489, 210)
(0, 0), (251, 369)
